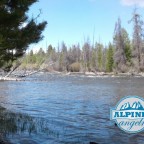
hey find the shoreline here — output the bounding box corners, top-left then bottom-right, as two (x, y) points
(63, 71), (144, 77)
(11, 70), (144, 78)
(0, 71), (144, 81)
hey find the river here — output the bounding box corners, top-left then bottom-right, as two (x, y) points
(0, 73), (144, 144)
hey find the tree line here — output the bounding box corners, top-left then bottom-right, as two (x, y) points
(21, 9), (144, 73)
(21, 41), (118, 73)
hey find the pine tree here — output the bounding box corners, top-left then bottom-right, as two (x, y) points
(91, 47), (97, 70)
(61, 42), (67, 70)
(0, 0), (47, 71)
(121, 28), (132, 64)
(47, 45), (53, 56)
(106, 43), (114, 72)
(82, 42), (91, 71)
(96, 43), (103, 71)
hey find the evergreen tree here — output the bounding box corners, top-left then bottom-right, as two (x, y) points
(96, 43), (103, 71)
(106, 43), (114, 72)
(82, 42), (91, 71)
(47, 45), (53, 56)
(0, 0), (47, 71)
(38, 48), (45, 56)
(102, 47), (107, 72)
(30, 50), (34, 57)
(61, 42), (67, 70)
(121, 28), (132, 64)
(91, 47), (97, 70)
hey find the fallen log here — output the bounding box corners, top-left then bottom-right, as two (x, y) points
(0, 77), (23, 81)
(0, 59), (50, 81)
(4, 63), (21, 78)
(0, 70), (42, 81)
(14, 70), (41, 78)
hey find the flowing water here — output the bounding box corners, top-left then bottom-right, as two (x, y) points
(0, 73), (144, 144)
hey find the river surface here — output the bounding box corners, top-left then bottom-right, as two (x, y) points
(0, 73), (144, 144)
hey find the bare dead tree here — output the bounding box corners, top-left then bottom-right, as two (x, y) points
(129, 8), (144, 71)
(114, 18), (126, 72)
(82, 41), (91, 72)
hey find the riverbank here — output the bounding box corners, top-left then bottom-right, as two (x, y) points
(0, 70), (144, 81)
(64, 71), (144, 77)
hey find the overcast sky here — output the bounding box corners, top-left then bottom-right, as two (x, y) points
(27, 0), (144, 52)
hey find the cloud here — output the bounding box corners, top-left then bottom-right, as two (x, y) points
(121, 0), (144, 7)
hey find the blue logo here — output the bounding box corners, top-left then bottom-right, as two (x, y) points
(110, 96), (144, 133)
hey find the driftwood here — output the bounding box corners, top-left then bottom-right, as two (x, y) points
(0, 77), (22, 81)
(0, 60), (54, 81)
(0, 70), (42, 81)
(4, 63), (21, 78)
(0, 64), (43, 81)
(0, 61), (22, 81)
(14, 69), (41, 78)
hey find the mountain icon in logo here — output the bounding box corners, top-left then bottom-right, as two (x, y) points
(120, 101), (144, 110)
(111, 96), (144, 133)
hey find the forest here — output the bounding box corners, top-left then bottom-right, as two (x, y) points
(0, 0), (144, 75)
(20, 9), (144, 74)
